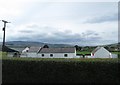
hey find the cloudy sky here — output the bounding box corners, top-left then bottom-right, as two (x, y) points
(0, 0), (119, 46)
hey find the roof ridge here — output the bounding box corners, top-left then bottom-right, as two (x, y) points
(91, 46), (102, 53)
(38, 47), (75, 53)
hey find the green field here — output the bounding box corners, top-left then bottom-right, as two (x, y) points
(111, 52), (120, 54)
(76, 51), (120, 55)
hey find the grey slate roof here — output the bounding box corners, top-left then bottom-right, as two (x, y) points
(91, 47), (102, 54)
(38, 47), (75, 53)
(2, 46), (19, 52)
(28, 46), (41, 52)
(11, 47), (25, 52)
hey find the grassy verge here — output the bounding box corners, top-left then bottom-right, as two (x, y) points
(1, 54), (119, 62)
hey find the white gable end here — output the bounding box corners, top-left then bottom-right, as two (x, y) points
(94, 47), (111, 58)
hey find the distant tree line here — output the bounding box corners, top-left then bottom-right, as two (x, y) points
(104, 46), (120, 52)
(74, 45), (120, 52)
(74, 45), (97, 52)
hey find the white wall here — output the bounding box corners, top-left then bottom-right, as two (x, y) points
(94, 47), (112, 58)
(20, 53), (28, 57)
(37, 53), (76, 58)
(20, 52), (76, 58)
(8, 52), (20, 57)
(21, 53), (38, 58)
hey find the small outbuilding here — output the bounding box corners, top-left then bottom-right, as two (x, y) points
(2, 46), (20, 57)
(21, 46), (41, 57)
(91, 47), (112, 58)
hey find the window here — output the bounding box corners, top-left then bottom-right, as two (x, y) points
(64, 54), (68, 57)
(50, 54), (53, 57)
(42, 54), (44, 57)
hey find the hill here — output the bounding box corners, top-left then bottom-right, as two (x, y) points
(2, 41), (73, 48)
(0, 41), (119, 52)
(99, 42), (120, 47)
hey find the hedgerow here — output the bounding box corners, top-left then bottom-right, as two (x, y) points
(2, 58), (119, 84)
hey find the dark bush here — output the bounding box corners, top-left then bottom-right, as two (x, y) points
(2, 59), (119, 84)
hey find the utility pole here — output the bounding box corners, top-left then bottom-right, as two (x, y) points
(1, 20), (10, 51)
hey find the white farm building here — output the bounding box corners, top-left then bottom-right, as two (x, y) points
(21, 46), (76, 58)
(91, 47), (112, 58)
(21, 46), (41, 57)
(37, 47), (76, 58)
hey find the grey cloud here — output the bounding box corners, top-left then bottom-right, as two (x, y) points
(18, 25), (59, 36)
(26, 24), (57, 30)
(26, 24), (39, 28)
(8, 29), (102, 46)
(19, 30), (34, 33)
(85, 36), (101, 41)
(94, 33), (99, 36)
(0, 36), (2, 39)
(85, 13), (117, 23)
(81, 30), (99, 37)
(24, 31), (83, 43)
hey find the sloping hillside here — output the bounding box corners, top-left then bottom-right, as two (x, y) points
(4, 41), (73, 48)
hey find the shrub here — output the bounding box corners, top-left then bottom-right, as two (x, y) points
(2, 58), (119, 84)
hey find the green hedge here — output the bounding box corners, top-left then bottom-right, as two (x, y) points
(118, 54), (120, 58)
(2, 59), (119, 84)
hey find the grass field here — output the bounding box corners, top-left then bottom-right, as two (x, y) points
(76, 51), (120, 55)
(111, 51), (120, 54)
